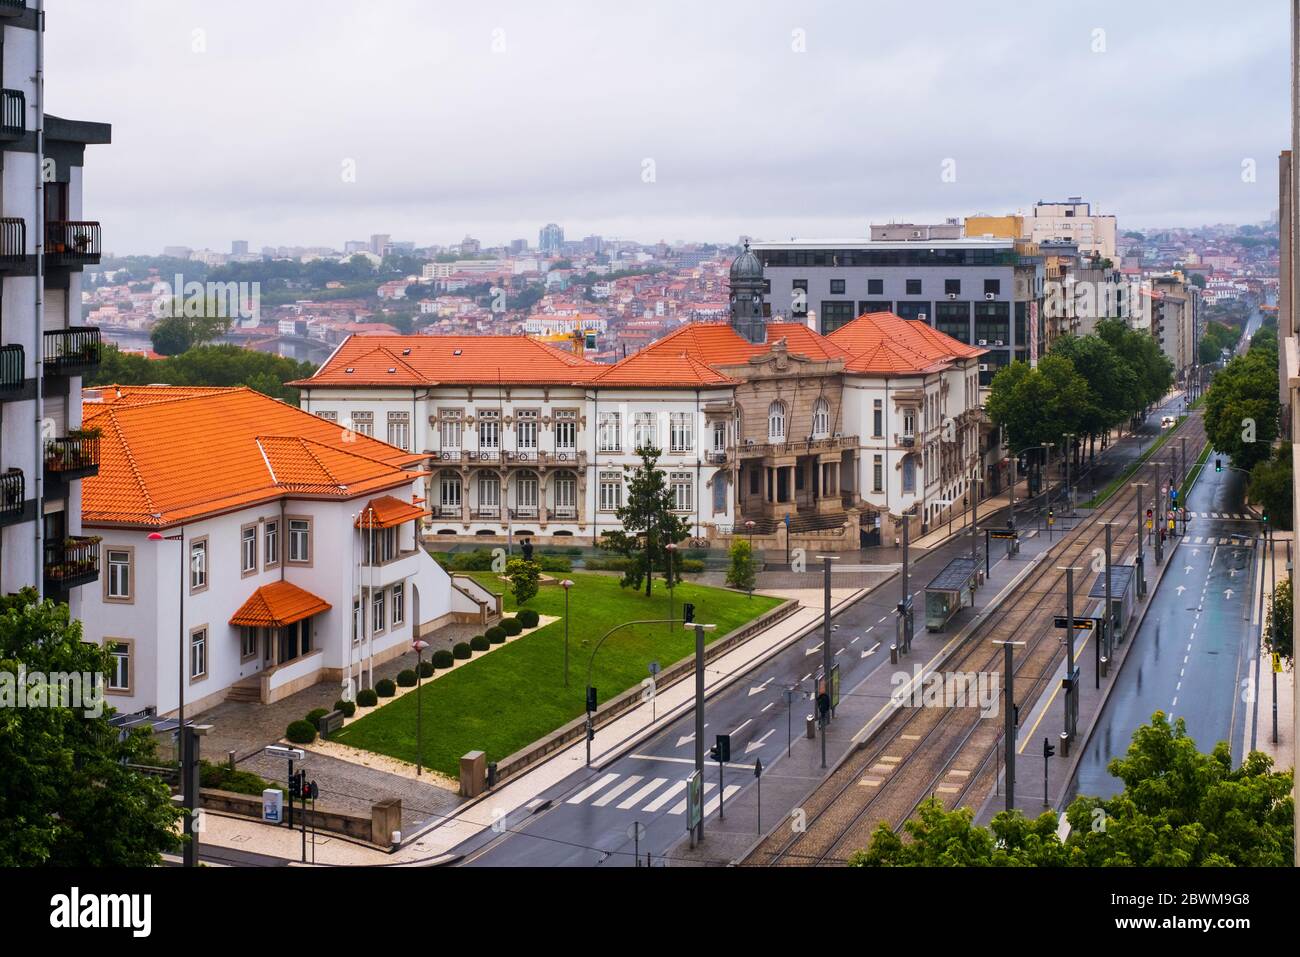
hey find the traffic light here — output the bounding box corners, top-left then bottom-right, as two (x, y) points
(1215, 458), (1222, 473)
(1146, 508), (1153, 520)
(1043, 737), (1056, 759)
(1013, 703), (1021, 727)
(710, 734), (730, 763)
(586, 686), (597, 712)
(682, 602), (695, 625)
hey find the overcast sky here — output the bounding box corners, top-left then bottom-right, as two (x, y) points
(49, 0), (1289, 254)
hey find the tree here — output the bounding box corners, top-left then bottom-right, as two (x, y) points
(598, 445), (690, 596)
(850, 714), (1293, 867)
(1095, 318), (1174, 413)
(0, 590), (183, 865)
(87, 344), (317, 405)
(1048, 335), (1138, 462)
(505, 557), (540, 607)
(1267, 576), (1293, 664)
(985, 354), (1089, 455)
(725, 539), (758, 594)
(1249, 443), (1292, 530)
(1204, 349), (1279, 472)
(149, 297), (232, 356)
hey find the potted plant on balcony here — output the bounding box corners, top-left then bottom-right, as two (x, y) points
(73, 233), (90, 252)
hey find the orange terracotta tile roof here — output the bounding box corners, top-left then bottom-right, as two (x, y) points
(356, 494), (428, 529)
(230, 580), (332, 628)
(292, 334), (602, 387)
(81, 386), (427, 528)
(827, 312), (985, 374)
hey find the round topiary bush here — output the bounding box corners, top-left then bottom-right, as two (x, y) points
(397, 668), (418, 687)
(286, 720), (316, 744)
(334, 699), (357, 718)
(501, 618), (523, 637)
(485, 625), (507, 643)
(470, 634), (490, 651)
(517, 609), (540, 629)
(418, 660), (435, 678)
(375, 677), (397, 698)
(432, 649), (454, 669)
(453, 641), (472, 660)
(356, 688), (378, 707)
(305, 707), (329, 725)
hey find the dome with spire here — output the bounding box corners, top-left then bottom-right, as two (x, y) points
(729, 241), (763, 281)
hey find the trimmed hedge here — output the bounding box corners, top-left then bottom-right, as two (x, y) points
(356, 688), (378, 707)
(397, 669), (418, 688)
(501, 617), (523, 637)
(418, 660), (435, 678)
(453, 641), (472, 660)
(470, 634), (490, 652)
(286, 720), (317, 744)
(517, 609), (540, 629)
(305, 708), (329, 725)
(375, 677), (397, 698)
(485, 625), (507, 643)
(432, 649), (454, 669)
(334, 699), (357, 718)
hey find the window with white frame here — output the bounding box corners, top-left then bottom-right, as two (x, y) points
(317, 410), (338, 423)
(515, 472), (539, 512)
(478, 410), (500, 450)
(392, 582), (405, 626)
(873, 454), (884, 493)
(349, 411), (374, 437)
(768, 401), (786, 442)
(108, 642), (130, 692)
(669, 412), (694, 452)
(477, 474), (500, 510)
(106, 548), (131, 600)
(553, 472), (576, 516)
(903, 409), (916, 438)
(812, 398), (830, 438)
(633, 411), (656, 450)
(288, 519), (311, 563)
(190, 627), (207, 679)
(371, 589), (386, 633)
(671, 472), (693, 512)
(387, 411), (410, 450)
(712, 419), (726, 452)
(364, 526), (398, 564)
(439, 471), (461, 512)
(439, 409), (463, 450)
(597, 411), (622, 452)
(241, 627), (258, 659)
(241, 525), (257, 574)
(516, 410), (538, 450)
(599, 471), (622, 511)
(554, 410), (577, 451)
(873, 399), (883, 438)
(190, 539), (208, 591)
(353, 599), (362, 644)
(265, 519), (279, 567)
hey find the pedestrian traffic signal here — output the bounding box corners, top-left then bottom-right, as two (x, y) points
(1043, 738), (1056, 759)
(1215, 458), (1222, 473)
(586, 686), (597, 712)
(1013, 703), (1020, 727)
(682, 602), (695, 624)
(709, 734), (730, 763)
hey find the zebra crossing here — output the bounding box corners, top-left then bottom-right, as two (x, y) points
(564, 771), (740, 816)
(1183, 535), (1256, 546)
(1181, 511), (1249, 520)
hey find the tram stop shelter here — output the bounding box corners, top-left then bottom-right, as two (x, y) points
(1089, 564), (1135, 638)
(924, 556), (980, 632)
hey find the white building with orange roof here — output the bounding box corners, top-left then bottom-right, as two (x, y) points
(78, 385), (479, 718)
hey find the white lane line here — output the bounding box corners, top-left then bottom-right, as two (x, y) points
(618, 777), (667, 810)
(567, 773), (619, 805)
(732, 719), (753, 736)
(593, 775), (643, 807)
(879, 616), (889, 624)
(760, 701), (775, 713)
(643, 779), (688, 813)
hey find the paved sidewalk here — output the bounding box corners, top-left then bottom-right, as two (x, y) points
(1246, 531), (1294, 772)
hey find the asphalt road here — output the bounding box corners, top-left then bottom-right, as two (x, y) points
(445, 389), (1196, 866)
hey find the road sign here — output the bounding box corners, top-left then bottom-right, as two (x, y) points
(265, 746), (306, 762)
(648, 661), (660, 676)
(1274, 653), (1283, 674)
(1054, 616), (1095, 631)
(989, 529), (1018, 540)
(686, 771), (702, 831)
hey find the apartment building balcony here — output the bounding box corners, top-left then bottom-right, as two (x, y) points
(705, 449), (732, 466)
(0, 468), (30, 528)
(0, 217), (25, 273)
(43, 432), (101, 499)
(44, 535), (100, 596)
(549, 505), (578, 521)
(739, 433), (859, 462)
(508, 506), (539, 521)
(0, 88), (25, 139)
(0, 343), (29, 401)
(474, 505), (501, 519)
(45, 221), (101, 267)
(896, 433), (916, 448)
(43, 326), (101, 377)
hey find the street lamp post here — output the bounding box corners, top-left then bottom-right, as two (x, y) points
(148, 527), (191, 865)
(411, 638), (429, 775)
(1132, 482), (1148, 599)
(1063, 433), (1075, 516)
(560, 579), (574, 687)
(665, 542), (677, 634)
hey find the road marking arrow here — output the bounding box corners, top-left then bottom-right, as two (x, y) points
(676, 723), (708, 748)
(805, 643), (823, 657)
(748, 676), (773, 697)
(1184, 565), (1194, 574)
(1175, 585), (1186, 595)
(744, 730), (775, 754)
(1224, 588), (1234, 600)
(862, 641), (881, 659)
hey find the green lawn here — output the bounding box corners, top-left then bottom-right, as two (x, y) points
(333, 573), (782, 777)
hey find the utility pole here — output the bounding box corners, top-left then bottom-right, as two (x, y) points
(822, 555), (833, 712)
(898, 521), (912, 654)
(994, 641), (1025, 812)
(1104, 522), (1114, 656)
(694, 621), (705, 844)
(1063, 433), (1074, 516)
(1060, 566), (1079, 741)
(1132, 482), (1147, 599)
(970, 465), (979, 567)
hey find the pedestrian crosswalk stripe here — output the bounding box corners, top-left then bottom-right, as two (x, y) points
(669, 782), (715, 815)
(618, 777), (667, 810)
(568, 773), (619, 804)
(593, 775), (643, 807)
(703, 785), (741, 817)
(642, 779), (687, 813)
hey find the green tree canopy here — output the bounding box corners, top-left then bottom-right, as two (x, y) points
(598, 445), (690, 596)
(1249, 443), (1292, 530)
(1048, 334), (1138, 440)
(1204, 348), (1280, 471)
(87, 344), (317, 405)
(0, 590), (183, 865)
(985, 354), (1089, 453)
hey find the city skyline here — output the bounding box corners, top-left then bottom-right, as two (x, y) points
(51, 0), (1287, 254)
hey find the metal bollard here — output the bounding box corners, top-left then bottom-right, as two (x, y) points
(1060, 730), (1070, 759)
(1100, 656), (1109, 678)
(890, 643), (899, 665)
(227, 749), (236, 771)
(805, 715), (816, 740)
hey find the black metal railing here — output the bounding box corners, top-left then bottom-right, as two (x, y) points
(0, 469), (24, 522)
(550, 505), (578, 520)
(43, 326), (101, 375)
(44, 536), (100, 591)
(0, 217), (25, 261)
(0, 343), (23, 392)
(0, 88), (25, 136)
(46, 221), (101, 264)
(45, 433), (101, 478)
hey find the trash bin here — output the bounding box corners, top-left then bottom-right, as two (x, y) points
(805, 715), (816, 740)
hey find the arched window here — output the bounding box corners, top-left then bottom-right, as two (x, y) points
(812, 398), (830, 439)
(768, 401), (786, 442)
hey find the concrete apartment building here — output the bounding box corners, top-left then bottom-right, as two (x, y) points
(0, 1), (109, 614)
(78, 386), (476, 717)
(1026, 197), (1118, 260)
(293, 248), (988, 547)
(749, 228), (1045, 385)
(1147, 274), (1202, 383)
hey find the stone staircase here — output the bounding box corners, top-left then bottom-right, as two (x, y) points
(225, 674), (262, 704)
